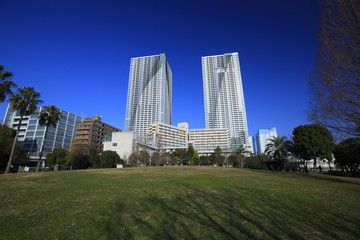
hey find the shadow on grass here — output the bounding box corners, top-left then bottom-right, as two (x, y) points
(96, 184), (359, 240)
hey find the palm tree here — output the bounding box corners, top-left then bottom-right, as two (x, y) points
(264, 136), (290, 171)
(5, 87), (42, 174)
(234, 147), (249, 168)
(0, 65), (17, 102)
(35, 105), (61, 172)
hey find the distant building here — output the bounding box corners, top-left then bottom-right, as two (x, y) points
(124, 53), (172, 141)
(147, 122), (188, 150)
(202, 52), (249, 149)
(189, 128), (231, 155)
(3, 103), (83, 160)
(255, 127), (278, 155)
(74, 116), (120, 154)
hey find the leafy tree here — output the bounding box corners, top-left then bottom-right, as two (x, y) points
(159, 151), (170, 166)
(65, 150), (90, 170)
(233, 147), (249, 168)
(138, 150), (150, 166)
(35, 105), (61, 172)
(307, 0), (360, 137)
(128, 152), (139, 167)
(264, 136), (291, 171)
(211, 146), (225, 166)
(334, 138), (360, 173)
(199, 155), (210, 166)
(100, 150), (121, 168)
(46, 148), (69, 170)
(0, 125), (16, 172)
(0, 65), (16, 103)
(292, 124), (334, 173)
(245, 155), (265, 169)
(186, 144), (195, 165)
(5, 87), (42, 174)
(151, 151), (160, 166)
(171, 148), (186, 165)
(191, 150), (199, 165)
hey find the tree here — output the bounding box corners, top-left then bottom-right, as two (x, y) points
(170, 148), (186, 165)
(191, 150), (199, 165)
(0, 125), (16, 172)
(100, 150), (121, 168)
(151, 151), (160, 166)
(186, 144), (195, 165)
(292, 124), (334, 173)
(35, 105), (61, 172)
(334, 138), (360, 173)
(211, 146), (225, 166)
(138, 150), (150, 166)
(245, 155), (265, 169)
(307, 0), (360, 138)
(128, 152), (139, 167)
(65, 150), (90, 170)
(264, 136), (291, 171)
(199, 155), (210, 166)
(46, 148), (69, 170)
(233, 147), (248, 168)
(5, 87), (42, 174)
(0, 65), (17, 103)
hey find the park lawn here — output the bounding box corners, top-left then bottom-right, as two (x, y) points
(0, 167), (359, 240)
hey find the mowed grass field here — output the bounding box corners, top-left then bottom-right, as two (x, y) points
(0, 167), (359, 240)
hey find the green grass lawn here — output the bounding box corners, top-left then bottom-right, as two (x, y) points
(0, 167), (359, 240)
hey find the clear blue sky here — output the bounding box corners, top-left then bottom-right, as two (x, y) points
(0, 0), (320, 138)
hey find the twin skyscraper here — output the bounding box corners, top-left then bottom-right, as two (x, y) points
(124, 52), (249, 149)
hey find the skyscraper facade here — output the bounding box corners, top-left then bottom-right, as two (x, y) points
(202, 52), (249, 149)
(125, 53), (172, 141)
(255, 127), (278, 155)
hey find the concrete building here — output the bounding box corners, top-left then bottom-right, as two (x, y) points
(103, 131), (155, 161)
(74, 116), (120, 154)
(124, 53), (172, 141)
(3, 103), (83, 159)
(255, 127), (278, 155)
(202, 52), (249, 149)
(189, 128), (231, 155)
(147, 122), (188, 149)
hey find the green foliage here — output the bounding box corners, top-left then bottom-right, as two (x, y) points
(170, 148), (186, 165)
(46, 148), (69, 170)
(151, 152), (160, 166)
(264, 136), (291, 171)
(0, 65), (16, 102)
(138, 150), (150, 166)
(66, 151), (91, 170)
(100, 151), (121, 168)
(128, 152), (139, 167)
(334, 138), (360, 174)
(293, 124), (334, 172)
(186, 144), (195, 165)
(211, 146), (224, 166)
(191, 150), (199, 165)
(199, 155), (210, 166)
(245, 155), (265, 169)
(0, 125), (16, 172)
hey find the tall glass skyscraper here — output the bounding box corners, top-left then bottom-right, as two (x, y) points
(202, 52), (249, 148)
(125, 53), (172, 141)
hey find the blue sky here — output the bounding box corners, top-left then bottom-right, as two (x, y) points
(0, 0), (320, 138)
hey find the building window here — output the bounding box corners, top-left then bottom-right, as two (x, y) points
(112, 143), (117, 147)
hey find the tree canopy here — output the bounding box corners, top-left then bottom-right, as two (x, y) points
(308, 0), (360, 138)
(334, 138), (360, 173)
(0, 65), (16, 102)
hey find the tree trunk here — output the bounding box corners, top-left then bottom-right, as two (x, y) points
(36, 126), (48, 172)
(328, 160), (332, 172)
(5, 115), (23, 174)
(313, 158), (317, 174)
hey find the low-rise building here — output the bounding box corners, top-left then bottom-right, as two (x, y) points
(147, 122), (188, 150)
(189, 128), (231, 155)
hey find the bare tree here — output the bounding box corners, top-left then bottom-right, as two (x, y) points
(308, 0), (360, 138)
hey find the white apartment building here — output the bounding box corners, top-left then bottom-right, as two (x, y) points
(202, 52), (249, 149)
(255, 127), (278, 155)
(189, 128), (231, 155)
(124, 53), (172, 141)
(147, 122), (188, 149)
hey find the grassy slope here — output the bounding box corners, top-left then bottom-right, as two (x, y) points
(0, 167), (359, 240)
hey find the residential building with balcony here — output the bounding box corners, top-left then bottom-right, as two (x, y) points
(74, 116), (120, 154)
(189, 128), (231, 155)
